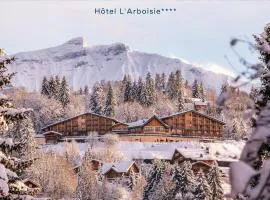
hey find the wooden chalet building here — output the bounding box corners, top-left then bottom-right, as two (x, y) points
(132, 149), (189, 164)
(116, 110), (225, 142)
(191, 161), (212, 174)
(101, 161), (139, 180)
(42, 112), (120, 143)
(41, 103), (225, 143)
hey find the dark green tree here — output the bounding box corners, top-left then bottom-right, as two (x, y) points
(89, 83), (104, 115)
(124, 75), (132, 102)
(104, 83), (115, 117)
(145, 72), (155, 106)
(194, 170), (212, 200)
(59, 76), (70, 107)
(207, 162), (223, 200)
(192, 79), (200, 98)
(41, 76), (49, 96)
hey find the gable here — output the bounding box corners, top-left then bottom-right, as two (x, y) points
(144, 117), (166, 128)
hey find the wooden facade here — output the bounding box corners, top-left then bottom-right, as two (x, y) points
(191, 161), (212, 174)
(161, 110), (224, 138)
(128, 115), (170, 135)
(42, 109), (225, 143)
(43, 131), (62, 144)
(42, 112), (119, 139)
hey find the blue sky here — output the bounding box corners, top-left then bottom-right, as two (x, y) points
(1, 0), (270, 77)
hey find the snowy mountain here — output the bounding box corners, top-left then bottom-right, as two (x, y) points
(7, 37), (231, 92)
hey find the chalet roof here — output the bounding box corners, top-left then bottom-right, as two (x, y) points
(194, 101), (208, 106)
(127, 115), (170, 129)
(41, 112), (121, 130)
(176, 148), (215, 161)
(43, 131), (62, 136)
(192, 161), (212, 168)
(133, 148), (179, 160)
(161, 109), (225, 125)
(111, 122), (129, 128)
(101, 161), (136, 174)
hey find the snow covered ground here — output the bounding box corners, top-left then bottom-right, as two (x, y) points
(40, 140), (245, 162)
(40, 140), (244, 196)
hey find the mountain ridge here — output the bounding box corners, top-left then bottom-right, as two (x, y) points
(6, 37), (231, 92)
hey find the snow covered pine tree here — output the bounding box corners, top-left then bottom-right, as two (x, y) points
(228, 24), (270, 199)
(0, 58), (37, 199)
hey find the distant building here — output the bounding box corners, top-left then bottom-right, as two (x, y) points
(42, 102), (225, 143)
(101, 161), (139, 180)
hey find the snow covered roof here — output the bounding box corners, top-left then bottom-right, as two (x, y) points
(41, 112), (121, 130)
(189, 98), (202, 102)
(111, 122), (129, 127)
(133, 149), (178, 160)
(127, 115), (170, 129)
(161, 109), (225, 124)
(101, 161), (136, 174)
(194, 101), (208, 106)
(43, 131), (62, 136)
(176, 148), (214, 161)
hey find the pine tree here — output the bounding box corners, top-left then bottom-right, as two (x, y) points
(84, 85), (89, 95)
(155, 73), (162, 92)
(149, 165), (176, 200)
(48, 76), (56, 99)
(0, 58), (36, 198)
(41, 76), (49, 96)
(199, 82), (206, 101)
(76, 160), (99, 200)
(130, 81), (138, 101)
(254, 25), (270, 109)
(139, 82), (147, 106)
(6, 116), (37, 159)
(54, 75), (61, 99)
(127, 171), (137, 191)
(194, 170), (212, 200)
(143, 160), (168, 200)
(192, 79), (200, 98)
(104, 83), (115, 117)
(167, 72), (176, 99)
(172, 161), (195, 198)
(174, 70), (183, 98)
(161, 73), (166, 92)
(89, 83), (104, 115)
(124, 75), (132, 102)
(177, 90), (185, 112)
(145, 72), (155, 106)
(137, 77), (143, 101)
(208, 162), (223, 200)
(59, 76), (70, 107)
